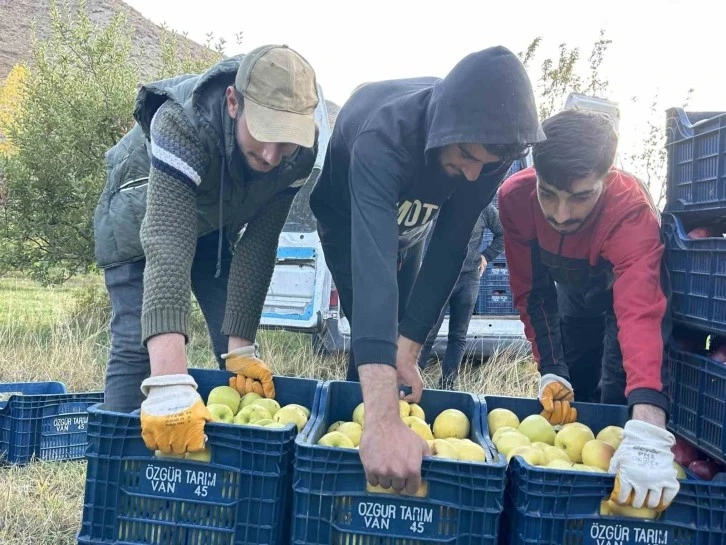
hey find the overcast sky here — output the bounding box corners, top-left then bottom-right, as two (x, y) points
(125, 0), (722, 157)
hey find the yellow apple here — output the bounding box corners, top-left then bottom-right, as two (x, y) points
(252, 418), (275, 427)
(518, 414), (556, 445)
(493, 431), (531, 457)
(399, 400), (411, 418)
(539, 445), (571, 465)
(673, 461), (687, 480)
(274, 405), (309, 432)
(433, 409), (470, 439)
(239, 392), (263, 409)
(596, 425), (624, 450)
(318, 431), (355, 449)
(206, 385), (242, 414)
(427, 438), (459, 460)
(581, 439), (615, 471)
(530, 441), (550, 450)
(185, 447), (212, 463)
(452, 438), (487, 462)
(263, 421), (287, 429)
(488, 408), (520, 436)
(234, 404), (272, 425)
(352, 402), (365, 427)
(546, 459), (575, 470)
(207, 403), (235, 423)
(409, 403), (426, 421)
(154, 450), (185, 459)
(507, 445), (544, 466)
(250, 398), (281, 418)
(605, 500), (658, 520)
(492, 426), (518, 444)
(554, 424), (595, 463)
(403, 416), (434, 441)
(327, 420), (346, 433)
(572, 463), (606, 473)
(284, 403), (311, 418)
(337, 421), (363, 446)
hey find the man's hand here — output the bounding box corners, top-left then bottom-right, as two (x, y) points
(609, 408), (679, 511)
(358, 364), (431, 495)
(140, 373), (212, 454)
(223, 343), (275, 398)
(538, 373), (577, 425)
(396, 336), (424, 402)
(479, 255), (488, 275)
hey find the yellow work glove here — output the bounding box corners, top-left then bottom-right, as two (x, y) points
(609, 419), (679, 511)
(538, 373), (577, 425)
(139, 373), (211, 455)
(223, 344), (276, 399)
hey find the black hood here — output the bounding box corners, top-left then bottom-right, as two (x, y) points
(424, 45), (545, 154)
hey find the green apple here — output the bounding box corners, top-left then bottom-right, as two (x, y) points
(554, 424), (595, 463)
(409, 403), (426, 421)
(488, 408), (520, 437)
(274, 405), (309, 432)
(284, 403), (311, 419)
(185, 447), (212, 463)
(264, 421), (287, 429)
(545, 459), (575, 470)
(207, 403), (234, 423)
(402, 416), (434, 441)
(433, 409), (470, 439)
(336, 421), (363, 446)
(250, 419), (275, 427)
(206, 386), (241, 414)
(327, 420), (346, 433)
(352, 402), (365, 427)
(507, 445), (544, 465)
(317, 431), (355, 448)
(492, 426), (518, 444)
(239, 392), (263, 409)
(673, 461), (687, 480)
(540, 445), (572, 465)
(154, 450), (185, 459)
(250, 398), (281, 418)
(596, 425), (624, 450)
(581, 439), (615, 471)
(517, 414), (556, 445)
(493, 431), (531, 457)
(234, 404), (272, 425)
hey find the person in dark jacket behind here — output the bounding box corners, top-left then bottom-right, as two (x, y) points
(417, 203), (504, 390)
(498, 109), (679, 513)
(309, 46), (544, 496)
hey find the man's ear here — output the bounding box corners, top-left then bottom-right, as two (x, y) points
(225, 86), (239, 119)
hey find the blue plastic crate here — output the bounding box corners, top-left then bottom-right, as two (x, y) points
(292, 380), (507, 544)
(664, 108), (726, 216)
(475, 277), (517, 316)
(662, 212), (726, 335)
(77, 369), (322, 545)
(485, 395), (726, 545)
(667, 341), (726, 464)
(0, 381), (103, 464)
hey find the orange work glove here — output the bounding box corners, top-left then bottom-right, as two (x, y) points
(222, 344), (275, 398)
(139, 373), (212, 455)
(538, 373), (577, 425)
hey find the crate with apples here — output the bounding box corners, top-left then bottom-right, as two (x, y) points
(291, 380), (507, 545)
(0, 380), (103, 465)
(77, 368), (322, 545)
(484, 395), (726, 545)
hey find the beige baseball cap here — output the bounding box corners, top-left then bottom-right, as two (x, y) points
(235, 44), (319, 148)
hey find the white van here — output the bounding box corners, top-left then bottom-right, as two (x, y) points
(258, 89), (620, 359)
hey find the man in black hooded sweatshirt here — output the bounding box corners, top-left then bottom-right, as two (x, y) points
(309, 46), (544, 495)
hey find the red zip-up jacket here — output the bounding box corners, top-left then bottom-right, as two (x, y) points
(498, 166), (671, 413)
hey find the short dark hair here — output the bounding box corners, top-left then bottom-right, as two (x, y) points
(532, 109), (618, 191)
(484, 142), (532, 163)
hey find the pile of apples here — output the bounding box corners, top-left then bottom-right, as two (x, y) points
(155, 385), (311, 462)
(487, 408), (693, 479)
(316, 400), (489, 463)
(672, 437), (726, 482)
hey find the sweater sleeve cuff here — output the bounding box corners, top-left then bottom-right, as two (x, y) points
(482, 248), (497, 262)
(141, 308), (190, 346)
(222, 313), (259, 342)
(398, 319), (431, 346)
(352, 338), (398, 367)
(627, 387), (670, 419)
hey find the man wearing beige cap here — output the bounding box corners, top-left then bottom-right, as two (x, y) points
(93, 44), (319, 455)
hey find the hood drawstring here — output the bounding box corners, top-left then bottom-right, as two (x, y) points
(215, 168), (226, 279)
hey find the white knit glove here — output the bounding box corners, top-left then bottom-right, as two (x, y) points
(608, 420), (680, 510)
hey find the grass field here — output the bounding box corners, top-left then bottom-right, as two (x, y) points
(0, 275), (537, 545)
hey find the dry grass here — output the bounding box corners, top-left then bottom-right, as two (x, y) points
(0, 275), (536, 545)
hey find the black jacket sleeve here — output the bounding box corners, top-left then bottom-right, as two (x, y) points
(399, 164), (511, 344)
(348, 131), (409, 367)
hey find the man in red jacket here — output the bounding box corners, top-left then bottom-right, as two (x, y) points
(498, 109), (679, 512)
